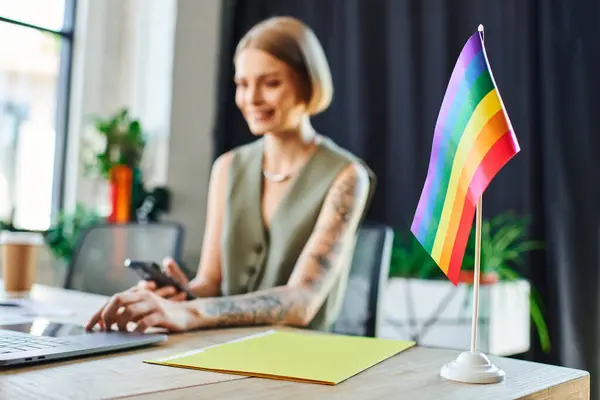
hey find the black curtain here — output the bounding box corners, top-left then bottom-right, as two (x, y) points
(213, 0), (600, 393)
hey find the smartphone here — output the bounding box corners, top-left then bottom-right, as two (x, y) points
(125, 259), (196, 300)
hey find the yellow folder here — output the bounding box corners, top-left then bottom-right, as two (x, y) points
(145, 329), (415, 385)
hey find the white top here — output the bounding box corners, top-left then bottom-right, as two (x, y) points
(0, 231), (44, 246)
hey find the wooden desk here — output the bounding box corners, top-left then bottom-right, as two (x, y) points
(1, 283), (590, 399)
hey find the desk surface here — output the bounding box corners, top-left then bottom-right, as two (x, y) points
(0, 283), (590, 400)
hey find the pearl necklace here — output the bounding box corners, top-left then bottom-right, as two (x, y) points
(262, 170), (291, 182)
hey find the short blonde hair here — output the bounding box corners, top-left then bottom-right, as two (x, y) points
(235, 16), (333, 115)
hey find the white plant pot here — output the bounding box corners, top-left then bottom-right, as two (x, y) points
(379, 277), (531, 356)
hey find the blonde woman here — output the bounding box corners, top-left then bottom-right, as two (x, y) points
(87, 16), (375, 333)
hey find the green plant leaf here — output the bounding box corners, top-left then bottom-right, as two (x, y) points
(514, 241), (545, 253)
(530, 285), (547, 314)
(530, 296), (551, 353)
(44, 204), (104, 265)
(82, 108), (146, 179)
(496, 265), (520, 281)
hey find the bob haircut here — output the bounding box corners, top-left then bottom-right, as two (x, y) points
(234, 16), (333, 116)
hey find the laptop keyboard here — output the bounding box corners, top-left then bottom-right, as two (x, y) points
(0, 330), (72, 354)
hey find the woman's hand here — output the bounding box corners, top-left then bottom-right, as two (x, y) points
(134, 257), (190, 302)
(85, 290), (196, 333)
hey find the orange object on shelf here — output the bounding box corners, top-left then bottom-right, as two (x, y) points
(108, 165), (133, 224)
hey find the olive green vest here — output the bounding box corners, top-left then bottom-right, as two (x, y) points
(220, 136), (375, 331)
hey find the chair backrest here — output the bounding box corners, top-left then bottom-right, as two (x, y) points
(331, 222), (393, 337)
(64, 222), (185, 296)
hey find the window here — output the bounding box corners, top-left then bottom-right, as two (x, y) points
(0, 0), (76, 231)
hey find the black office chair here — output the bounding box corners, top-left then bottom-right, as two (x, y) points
(331, 222), (394, 337)
(64, 222), (185, 296)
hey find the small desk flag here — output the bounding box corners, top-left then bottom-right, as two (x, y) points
(411, 27), (520, 284)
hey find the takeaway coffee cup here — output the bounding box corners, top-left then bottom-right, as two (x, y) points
(0, 231), (44, 293)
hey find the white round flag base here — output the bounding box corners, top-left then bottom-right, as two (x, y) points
(440, 351), (505, 384)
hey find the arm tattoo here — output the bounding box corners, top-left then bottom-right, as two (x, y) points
(199, 287), (313, 327)
(304, 169), (364, 291)
(330, 173), (358, 224)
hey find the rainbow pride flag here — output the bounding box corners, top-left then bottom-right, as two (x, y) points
(411, 27), (520, 285)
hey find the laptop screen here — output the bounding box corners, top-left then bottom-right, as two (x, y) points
(0, 319), (86, 337)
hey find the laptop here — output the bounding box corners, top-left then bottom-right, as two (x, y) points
(0, 318), (167, 367)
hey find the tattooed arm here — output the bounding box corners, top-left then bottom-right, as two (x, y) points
(185, 163), (370, 329)
(85, 163), (370, 333)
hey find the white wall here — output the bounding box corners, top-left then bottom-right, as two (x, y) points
(7, 0), (222, 286)
(166, 0), (221, 270)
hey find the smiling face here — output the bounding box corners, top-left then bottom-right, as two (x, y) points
(234, 48), (309, 136)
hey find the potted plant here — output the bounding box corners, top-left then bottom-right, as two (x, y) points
(44, 204), (104, 267)
(82, 107), (146, 179)
(82, 108), (147, 222)
(381, 211), (550, 356)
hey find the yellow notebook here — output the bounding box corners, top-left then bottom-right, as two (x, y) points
(145, 329), (415, 385)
